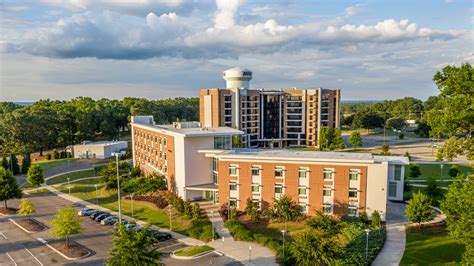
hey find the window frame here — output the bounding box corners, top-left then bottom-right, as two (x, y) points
(323, 188), (332, 197)
(349, 169), (360, 181)
(229, 165), (238, 176)
(274, 184), (284, 194)
(298, 186), (307, 196)
(349, 190), (358, 198)
(298, 167), (309, 178)
(229, 182), (238, 191)
(251, 183), (260, 192)
(323, 204), (332, 214)
(323, 168), (334, 180)
(274, 166), (285, 178)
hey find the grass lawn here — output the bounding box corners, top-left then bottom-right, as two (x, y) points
(241, 218), (308, 239)
(401, 223), (464, 265)
(25, 188), (51, 194)
(55, 179), (192, 236)
(32, 158), (78, 171)
(405, 163), (473, 180)
(174, 245), (214, 257)
(46, 169), (96, 185)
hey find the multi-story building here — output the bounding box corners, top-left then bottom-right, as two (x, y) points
(199, 67), (341, 148)
(131, 116), (408, 220)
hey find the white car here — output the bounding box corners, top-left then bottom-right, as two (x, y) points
(77, 208), (95, 216)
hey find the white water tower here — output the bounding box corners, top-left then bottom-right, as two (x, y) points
(223, 67), (252, 89)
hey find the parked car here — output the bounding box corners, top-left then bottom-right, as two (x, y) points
(95, 213), (111, 222)
(101, 216), (119, 225)
(90, 211), (106, 220)
(149, 230), (172, 242)
(78, 208), (96, 216)
(124, 223), (142, 232)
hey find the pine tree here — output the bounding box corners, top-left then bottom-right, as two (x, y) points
(371, 210), (381, 228)
(21, 154), (31, 174)
(348, 131), (363, 147)
(18, 198), (36, 220)
(406, 192), (434, 229)
(10, 154), (20, 175)
(0, 168), (22, 209)
(330, 129), (346, 150)
(27, 165), (44, 190)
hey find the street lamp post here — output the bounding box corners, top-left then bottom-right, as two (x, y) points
(68, 186), (73, 195)
(169, 204), (172, 231)
(440, 164), (444, 178)
(281, 229), (288, 260)
(111, 152), (124, 223)
(249, 246), (252, 263)
(67, 177), (70, 187)
(365, 228), (371, 260)
(94, 184), (99, 205)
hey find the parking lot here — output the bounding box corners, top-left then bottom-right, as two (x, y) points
(0, 192), (241, 265)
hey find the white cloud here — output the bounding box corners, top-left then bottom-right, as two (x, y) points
(344, 3), (367, 18)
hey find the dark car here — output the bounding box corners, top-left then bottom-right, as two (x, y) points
(113, 220), (129, 230)
(90, 211), (106, 220)
(95, 213), (111, 222)
(149, 230), (172, 242)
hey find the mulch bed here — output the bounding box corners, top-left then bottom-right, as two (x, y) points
(0, 207), (18, 215)
(49, 239), (90, 258)
(16, 218), (48, 232)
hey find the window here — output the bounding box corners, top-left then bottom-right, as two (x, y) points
(274, 184), (283, 194)
(252, 184), (260, 192)
(214, 136), (232, 150)
(348, 206), (358, 217)
(213, 158), (219, 172)
(389, 182), (397, 197)
(299, 203), (307, 213)
(323, 168), (333, 180)
(323, 189), (332, 196)
(275, 167), (284, 178)
(229, 182), (237, 191)
(349, 190), (358, 198)
(229, 165), (238, 176)
(323, 204), (332, 214)
(213, 172), (218, 184)
(251, 166), (260, 176)
(252, 199), (260, 208)
(394, 165), (402, 181)
(229, 199), (237, 208)
(298, 187), (307, 196)
(298, 168), (308, 178)
(349, 170), (360, 181)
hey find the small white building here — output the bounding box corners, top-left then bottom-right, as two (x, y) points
(73, 141), (128, 159)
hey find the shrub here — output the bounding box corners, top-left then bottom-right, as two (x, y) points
(183, 200), (192, 217)
(66, 152), (73, 158)
(381, 144), (390, 154)
(46, 153), (52, 160)
(53, 149), (60, 160)
(128, 194), (168, 209)
(60, 151), (67, 159)
(192, 203), (201, 219)
(21, 154), (31, 174)
(371, 210), (381, 228)
(359, 212), (368, 224)
(224, 219), (254, 241)
(336, 228), (385, 264)
(404, 151), (411, 159)
(130, 167), (141, 178)
(306, 211), (339, 235)
(448, 166), (460, 178)
(399, 133), (405, 139)
(408, 164), (421, 179)
(245, 198), (260, 222)
(270, 195), (302, 222)
(188, 219), (214, 241)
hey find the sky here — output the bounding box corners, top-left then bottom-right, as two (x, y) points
(0, 0), (472, 102)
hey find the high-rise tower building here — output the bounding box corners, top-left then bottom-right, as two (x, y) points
(199, 67), (341, 148)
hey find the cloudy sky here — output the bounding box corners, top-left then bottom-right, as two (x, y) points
(1, 0), (472, 102)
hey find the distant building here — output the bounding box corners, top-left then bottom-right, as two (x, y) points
(73, 141), (128, 159)
(199, 67), (341, 148)
(131, 116), (408, 220)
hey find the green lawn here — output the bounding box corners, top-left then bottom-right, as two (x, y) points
(25, 188), (51, 194)
(405, 164), (473, 180)
(33, 158), (78, 171)
(401, 223), (464, 265)
(46, 169), (96, 185)
(55, 179), (192, 236)
(174, 245), (214, 257)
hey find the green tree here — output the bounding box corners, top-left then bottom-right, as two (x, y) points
(27, 164), (44, 190)
(408, 164), (421, 179)
(414, 122), (431, 138)
(424, 177), (443, 205)
(271, 195), (302, 222)
(437, 136), (466, 162)
(17, 198), (35, 220)
(441, 174), (474, 264)
(108, 224), (162, 265)
(49, 205), (82, 247)
(348, 131), (363, 147)
(1, 156), (9, 171)
(371, 210), (381, 228)
(352, 109), (385, 133)
(99, 161), (130, 189)
(330, 129), (345, 150)
(447, 166), (460, 178)
(386, 117), (407, 130)
(405, 192), (434, 228)
(10, 154), (20, 175)
(0, 168), (22, 209)
(318, 127), (332, 150)
(245, 198), (260, 222)
(289, 229), (341, 266)
(21, 154), (31, 174)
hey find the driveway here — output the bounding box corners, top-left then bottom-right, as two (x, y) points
(372, 201), (408, 266)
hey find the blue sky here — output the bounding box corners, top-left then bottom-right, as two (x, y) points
(1, 0), (472, 101)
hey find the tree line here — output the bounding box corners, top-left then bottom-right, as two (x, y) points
(0, 97), (199, 158)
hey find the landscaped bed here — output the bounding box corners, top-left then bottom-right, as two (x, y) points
(400, 222), (464, 265)
(174, 245), (214, 257)
(48, 239), (90, 259)
(0, 207), (18, 215)
(15, 218), (47, 232)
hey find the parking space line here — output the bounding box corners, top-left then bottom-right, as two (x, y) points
(5, 252), (17, 266)
(157, 242), (183, 251)
(24, 248), (43, 266)
(0, 231), (7, 239)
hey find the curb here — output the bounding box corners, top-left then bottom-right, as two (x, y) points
(44, 241), (91, 260)
(171, 250), (216, 260)
(9, 218), (38, 234)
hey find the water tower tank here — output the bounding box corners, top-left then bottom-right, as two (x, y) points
(223, 67), (252, 89)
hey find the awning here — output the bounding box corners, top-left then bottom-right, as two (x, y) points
(184, 183), (219, 192)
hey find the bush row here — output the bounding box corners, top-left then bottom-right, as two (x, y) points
(45, 150), (73, 160)
(224, 219), (281, 254)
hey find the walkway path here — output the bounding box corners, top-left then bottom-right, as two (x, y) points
(41, 186), (277, 265)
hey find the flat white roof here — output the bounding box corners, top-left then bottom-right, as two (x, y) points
(132, 123), (243, 137)
(205, 148), (410, 164)
(75, 140), (128, 147)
